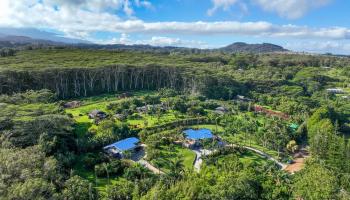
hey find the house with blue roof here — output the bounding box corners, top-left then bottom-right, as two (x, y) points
(183, 128), (214, 148)
(103, 137), (140, 158)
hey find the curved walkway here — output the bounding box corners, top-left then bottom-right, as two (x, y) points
(132, 144), (165, 174)
(240, 145), (287, 169)
(192, 148), (213, 172)
(192, 144), (287, 172)
(138, 159), (164, 174)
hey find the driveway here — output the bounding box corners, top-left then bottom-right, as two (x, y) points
(133, 144), (165, 174)
(138, 159), (164, 174)
(192, 148), (213, 172)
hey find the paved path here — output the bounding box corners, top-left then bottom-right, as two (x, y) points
(241, 145), (287, 169)
(138, 159), (164, 174)
(134, 144), (165, 174)
(191, 144), (287, 172)
(192, 148), (213, 172)
(225, 144), (287, 169)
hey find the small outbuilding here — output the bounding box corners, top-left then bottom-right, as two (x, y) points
(63, 101), (82, 108)
(114, 113), (127, 121)
(214, 106), (228, 115)
(235, 95), (252, 102)
(289, 123), (299, 132)
(103, 137), (140, 158)
(88, 109), (107, 119)
(136, 106), (148, 113)
(326, 88), (344, 94)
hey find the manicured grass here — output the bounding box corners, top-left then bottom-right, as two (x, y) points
(190, 124), (224, 133)
(239, 151), (268, 166)
(208, 151), (269, 170)
(223, 134), (281, 160)
(150, 145), (196, 173)
(127, 110), (188, 128)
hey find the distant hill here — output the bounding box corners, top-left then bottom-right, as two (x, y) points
(218, 42), (288, 53)
(0, 35), (65, 48)
(0, 31), (289, 54)
(0, 28), (90, 44)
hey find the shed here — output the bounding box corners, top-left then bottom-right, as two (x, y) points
(88, 109), (107, 119)
(63, 101), (82, 108)
(215, 106), (228, 115)
(290, 123), (299, 132)
(326, 88), (344, 94)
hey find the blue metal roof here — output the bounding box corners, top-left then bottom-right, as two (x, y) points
(184, 129), (213, 140)
(104, 137), (140, 151)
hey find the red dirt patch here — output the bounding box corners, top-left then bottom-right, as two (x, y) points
(284, 149), (309, 174)
(284, 158), (305, 173)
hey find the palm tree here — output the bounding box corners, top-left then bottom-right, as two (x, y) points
(168, 158), (185, 180)
(102, 163), (111, 195)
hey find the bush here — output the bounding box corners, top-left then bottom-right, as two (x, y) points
(158, 88), (178, 97)
(83, 153), (108, 170)
(128, 113), (143, 120)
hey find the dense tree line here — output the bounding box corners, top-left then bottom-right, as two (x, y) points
(0, 48), (16, 57)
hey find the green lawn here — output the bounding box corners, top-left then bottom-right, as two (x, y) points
(189, 124), (224, 133)
(239, 151), (268, 166)
(206, 151), (269, 170)
(223, 134), (281, 160)
(127, 110), (188, 128)
(150, 145), (196, 173)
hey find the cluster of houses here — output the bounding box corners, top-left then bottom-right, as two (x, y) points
(136, 103), (168, 113)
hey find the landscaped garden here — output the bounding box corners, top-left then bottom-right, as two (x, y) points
(12, 87), (316, 198)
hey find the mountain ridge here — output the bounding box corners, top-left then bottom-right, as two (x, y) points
(0, 33), (288, 54)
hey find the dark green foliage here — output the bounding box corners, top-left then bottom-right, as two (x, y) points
(63, 175), (97, 200)
(94, 160), (125, 177)
(0, 48), (16, 57)
(293, 163), (337, 200)
(0, 89), (56, 104)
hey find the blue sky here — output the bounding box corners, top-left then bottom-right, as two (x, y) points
(0, 0), (350, 54)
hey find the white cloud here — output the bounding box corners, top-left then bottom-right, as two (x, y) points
(0, 0), (348, 44)
(208, 0), (331, 19)
(254, 0), (331, 19)
(97, 34), (208, 48)
(207, 0), (240, 16)
(134, 0), (153, 9)
(285, 40), (350, 54)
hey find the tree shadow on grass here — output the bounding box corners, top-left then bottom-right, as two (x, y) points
(74, 122), (92, 137)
